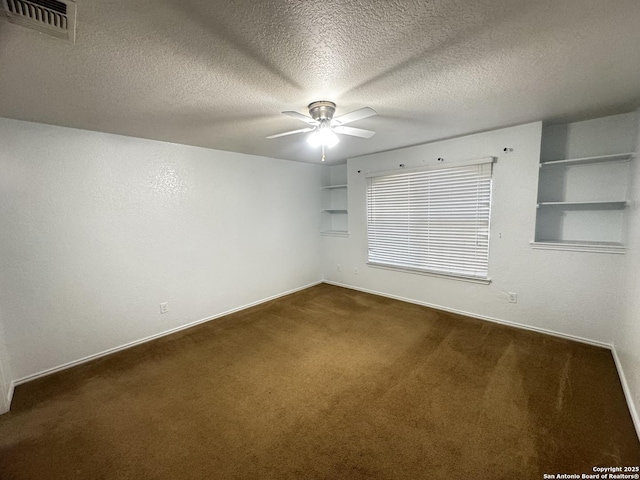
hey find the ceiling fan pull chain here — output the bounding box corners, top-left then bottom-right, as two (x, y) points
(322, 144), (326, 162)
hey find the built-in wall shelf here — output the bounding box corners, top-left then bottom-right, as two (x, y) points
(321, 165), (349, 236)
(321, 230), (350, 237)
(530, 240), (626, 254)
(537, 201), (627, 210)
(539, 152), (634, 168)
(533, 117), (636, 253)
(322, 209), (348, 214)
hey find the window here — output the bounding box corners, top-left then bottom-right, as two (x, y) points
(366, 157), (495, 283)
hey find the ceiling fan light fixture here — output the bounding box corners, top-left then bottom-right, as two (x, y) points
(268, 101), (376, 160)
(307, 127), (339, 148)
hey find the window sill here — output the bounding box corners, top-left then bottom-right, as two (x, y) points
(367, 262), (491, 285)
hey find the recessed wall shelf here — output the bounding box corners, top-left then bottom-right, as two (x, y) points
(539, 152), (633, 168)
(323, 208), (348, 213)
(530, 240), (626, 254)
(322, 209), (348, 214)
(532, 118), (636, 253)
(321, 165), (349, 236)
(321, 230), (350, 237)
(537, 201), (627, 210)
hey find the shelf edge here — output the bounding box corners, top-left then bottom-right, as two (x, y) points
(539, 152), (635, 168)
(536, 201), (627, 209)
(530, 241), (626, 254)
(321, 230), (350, 237)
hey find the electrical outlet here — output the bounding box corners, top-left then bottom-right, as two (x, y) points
(337, 264), (342, 272)
(354, 267), (359, 275)
(508, 292), (517, 304)
(160, 302), (168, 314)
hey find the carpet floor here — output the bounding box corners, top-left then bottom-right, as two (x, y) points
(0, 283), (638, 479)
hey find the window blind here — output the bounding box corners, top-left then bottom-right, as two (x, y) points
(366, 159), (494, 281)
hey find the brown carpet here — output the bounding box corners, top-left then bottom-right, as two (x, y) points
(0, 283), (638, 479)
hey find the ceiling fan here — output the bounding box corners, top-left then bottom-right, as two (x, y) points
(267, 101), (377, 161)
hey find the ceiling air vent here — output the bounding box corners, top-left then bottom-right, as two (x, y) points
(2, 0), (76, 43)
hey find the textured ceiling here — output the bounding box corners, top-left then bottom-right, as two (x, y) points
(1, 0), (640, 164)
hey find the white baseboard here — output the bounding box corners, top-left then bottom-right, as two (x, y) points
(323, 280), (612, 349)
(0, 381), (13, 415)
(13, 280), (323, 388)
(611, 347), (640, 441)
(7, 381), (15, 411)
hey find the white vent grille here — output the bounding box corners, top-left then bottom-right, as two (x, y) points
(2, 0), (76, 43)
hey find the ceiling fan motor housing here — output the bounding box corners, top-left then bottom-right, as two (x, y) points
(308, 101), (336, 122)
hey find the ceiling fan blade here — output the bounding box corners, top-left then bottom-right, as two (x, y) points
(266, 127), (314, 139)
(333, 126), (376, 138)
(282, 111), (318, 125)
(332, 107), (377, 126)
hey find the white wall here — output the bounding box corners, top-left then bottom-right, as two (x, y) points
(613, 108), (640, 433)
(0, 118), (323, 387)
(323, 121), (628, 345)
(0, 318), (10, 414)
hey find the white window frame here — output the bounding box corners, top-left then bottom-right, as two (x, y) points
(365, 157), (495, 284)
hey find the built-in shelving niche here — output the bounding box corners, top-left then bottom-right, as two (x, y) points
(321, 164), (349, 236)
(532, 115), (637, 254)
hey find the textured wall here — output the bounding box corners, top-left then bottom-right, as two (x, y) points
(614, 109), (640, 434)
(0, 118), (323, 383)
(322, 121), (627, 345)
(0, 317), (9, 413)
